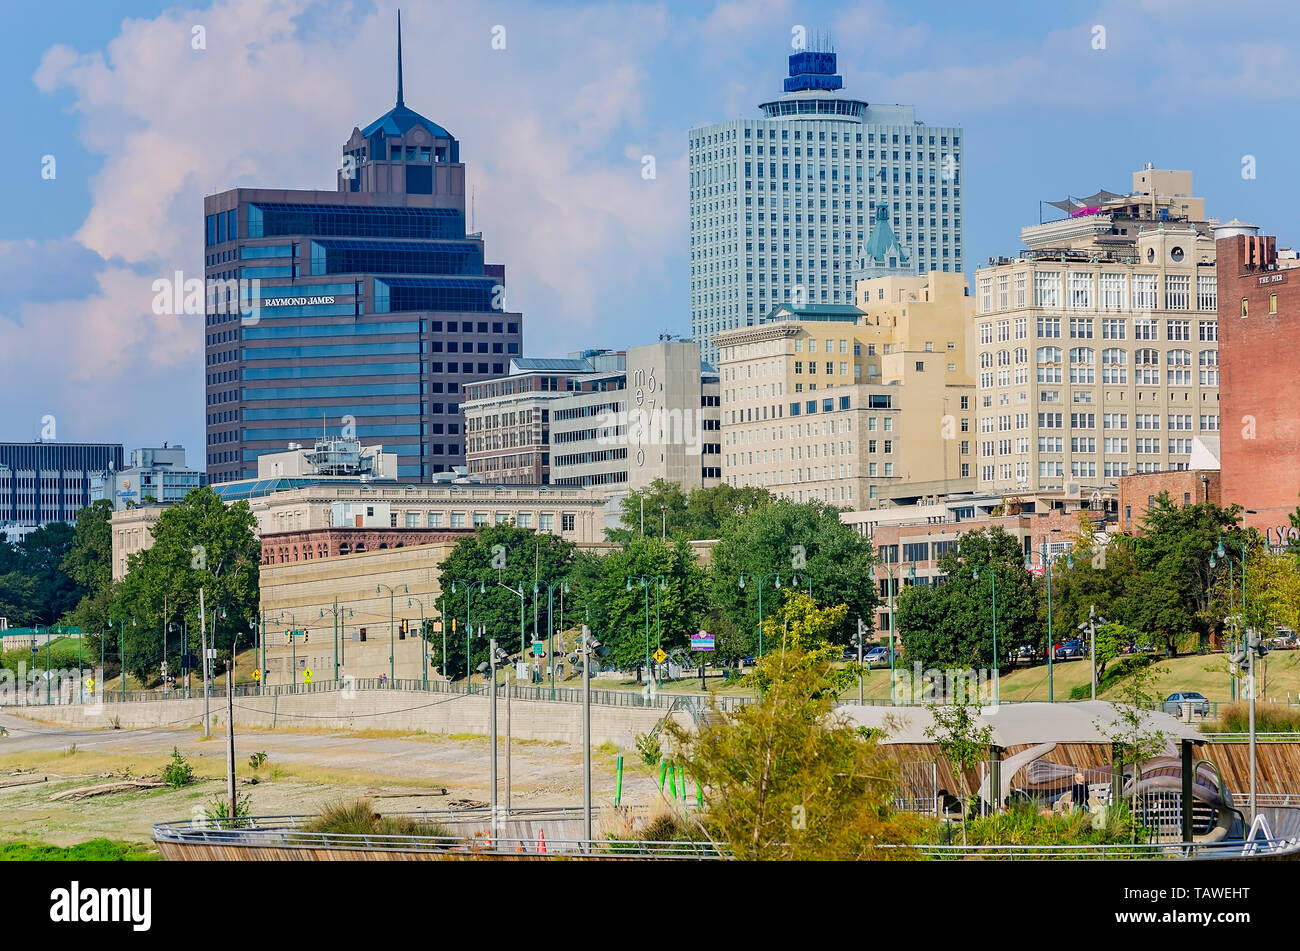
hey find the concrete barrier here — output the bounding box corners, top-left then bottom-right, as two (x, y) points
(7, 688), (676, 748)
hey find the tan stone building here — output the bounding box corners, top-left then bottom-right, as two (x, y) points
(972, 167), (1224, 497)
(714, 269), (975, 507)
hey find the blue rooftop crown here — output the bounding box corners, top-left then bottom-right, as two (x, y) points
(360, 10), (455, 141)
(784, 51), (843, 93)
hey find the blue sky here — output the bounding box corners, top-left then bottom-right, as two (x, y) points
(2, 0), (1298, 461)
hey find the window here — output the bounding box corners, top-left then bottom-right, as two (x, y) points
(562, 513), (576, 532)
(1165, 274), (1190, 310)
(1167, 319), (1190, 341)
(1068, 272), (1093, 310)
(1037, 317), (1061, 338)
(1069, 317), (1093, 338)
(538, 513), (554, 532)
(1102, 317), (1126, 340)
(1133, 273), (1158, 311)
(1270, 293), (1278, 315)
(1034, 271), (1061, 308)
(1100, 273), (1127, 311)
(1197, 275), (1217, 311)
(1101, 348), (1127, 384)
(1199, 320), (1218, 342)
(1199, 349), (1218, 386)
(1166, 349), (1192, 386)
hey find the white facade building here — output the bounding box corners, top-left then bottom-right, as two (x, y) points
(689, 47), (965, 365)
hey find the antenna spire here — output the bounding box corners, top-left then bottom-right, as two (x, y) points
(396, 9), (405, 107)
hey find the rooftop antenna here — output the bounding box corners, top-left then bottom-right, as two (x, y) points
(471, 185), (476, 233)
(396, 9), (405, 107)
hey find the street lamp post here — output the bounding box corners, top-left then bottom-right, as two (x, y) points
(107, 616), (136, 703)
(878, 562), (914, 704)
(376, 583), (407, 686)
(541, 580), (570, 699)
(450, 580), (487, 691)
(1025, 534), (1060, 702)
(318, 599), (352, 683)
(497, 580), (528, 658)
(737, 572), (782, 659)
(972, 564), (999, 705)
(1212, 536), (1250, 701)
(406, 597), (428, 689)
(627, 575), (667, 687)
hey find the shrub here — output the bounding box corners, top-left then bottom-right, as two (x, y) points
(305, 798), (454, 840)
(1200, 701), (1300, 733)
(161, 747), (195, 788)
(248, 751), (268, 771)
(204, 793), (253, 827)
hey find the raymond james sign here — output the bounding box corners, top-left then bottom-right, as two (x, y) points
(263, 295), (336, 306)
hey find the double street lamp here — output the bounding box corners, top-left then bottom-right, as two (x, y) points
(972, 564), (999, 705)
(627, 575), (667, 687)
(449, 579), (487, 691)
(1025, 530), (1063, 702)
(537, 580), (571, 698)
(1211, 536), (1249, 701)
(376, 583), (408, 686)
(737, 572), (782, 659)
(107, 616), (136, 702)
(877, 562), (914, 703)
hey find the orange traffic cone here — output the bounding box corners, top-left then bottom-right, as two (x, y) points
(517, 838), (525, 853)
(537, 828), (547, 853)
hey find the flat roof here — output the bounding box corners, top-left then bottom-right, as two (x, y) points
(838, 700), (1203, 747)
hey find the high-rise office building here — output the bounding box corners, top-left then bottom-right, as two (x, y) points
(203, 15), (523, 484)
(0, 441), (123, 542)
(971, 167), (1223, 497)
(689, 45), (965, 365)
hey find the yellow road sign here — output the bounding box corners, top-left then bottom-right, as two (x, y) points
(252, 669), (261, 681)
(653, 648), (667, 664)
(302, 669), (313, 684)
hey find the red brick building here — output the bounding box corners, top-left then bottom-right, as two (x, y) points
(1117, 469), (1220, 533)
(1217, 234), (1300, 535)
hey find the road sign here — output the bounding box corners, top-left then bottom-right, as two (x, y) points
(653, 648), (667, 664)
(206, 649), (217, 660)
(302, 669), (313, 684)
(252, 669), (261, 681)
(516, 662), (529, 680)
(532, 641), (544, 657)
(690, 629), (714, 651)
(160, 662), (168, 675)
(31, 646), (38, 654)
(84, 677), (95, 695)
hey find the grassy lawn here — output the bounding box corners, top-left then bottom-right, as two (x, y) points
(0, 839), (159, 861)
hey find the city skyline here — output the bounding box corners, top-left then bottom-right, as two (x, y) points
(1, 0), (1298, 460)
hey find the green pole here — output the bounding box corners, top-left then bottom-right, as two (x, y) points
(654, 581), (662, 689)
(992, 568), (999, 705)
(696, 780), (703, 809)
(389, 589), (395, 686)
(615, 754), (624, 807)
(547, 586), (554, 700)
(668, 764), (678, 799)
(333, 597), (339, 682)
(888, 567), (896, 705)
(120, 622), (126, 702)
(644, 581), (650, 687)
(46, 626), (51, 705)
(658, 759), (668, 790)
(758, 580), (764, 659)
(1045, 545), (1054, 703)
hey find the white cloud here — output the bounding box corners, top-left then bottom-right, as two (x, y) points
(9, 0), (692, 452)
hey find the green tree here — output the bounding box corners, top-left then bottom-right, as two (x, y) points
(432, 522), (577, 681)
(663, 646), (925, 860)
(112, 488), (260, 683)
(1127, 495), (1244, 656)
(15, 522), (83, 625)
(925, 693), (993, 846)
(708, 498), (876, 652)
(575, 535), (706, 681)
(896, 527), (1038, 671)
(62, 499), (116, 636)
(607, 480), (774, 542)
(750, 592), (855, 697)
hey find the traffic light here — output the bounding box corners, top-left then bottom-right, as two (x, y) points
(400, 618), (409, 640)
(359, 627), (368, 642)
(285, 632), (291, 645)
(303, 629), (309, 643)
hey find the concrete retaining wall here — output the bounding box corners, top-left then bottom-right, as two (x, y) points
(8, 689), (674, 748)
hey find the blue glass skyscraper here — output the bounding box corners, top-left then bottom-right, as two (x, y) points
(203, 14), (523, 483)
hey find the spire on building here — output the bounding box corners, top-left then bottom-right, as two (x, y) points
(396, 9), (405, 107)
(861, 204), (910, 271)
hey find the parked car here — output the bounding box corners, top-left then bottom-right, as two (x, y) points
(863, 646), (890, 666)
(1163, 691), (1210, 717)
(1012, 644), (1039, 664)
(1054, 639), (1085, 660)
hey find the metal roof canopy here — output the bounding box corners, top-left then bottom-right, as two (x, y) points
(838, 700), (1203, 748)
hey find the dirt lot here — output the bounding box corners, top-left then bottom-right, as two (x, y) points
(0, 711), (663, 848)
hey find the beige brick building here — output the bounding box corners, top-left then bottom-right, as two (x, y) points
(972, 167), (1224, 497)
(714, 270), (975, 507)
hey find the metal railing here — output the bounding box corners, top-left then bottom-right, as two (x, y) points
(74, 677), (757, 713)
(153, 810), (1300, 861)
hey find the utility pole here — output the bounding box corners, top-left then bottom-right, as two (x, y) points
(489, 638), (499, 840)
(225, 660), (237, 820)
(1080, 605), (1107, 702)
(505, 663), (512, 817)
(199, 587), (210, 737)
(854, 618), (865, 703)
(581, 625), (595, 846)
